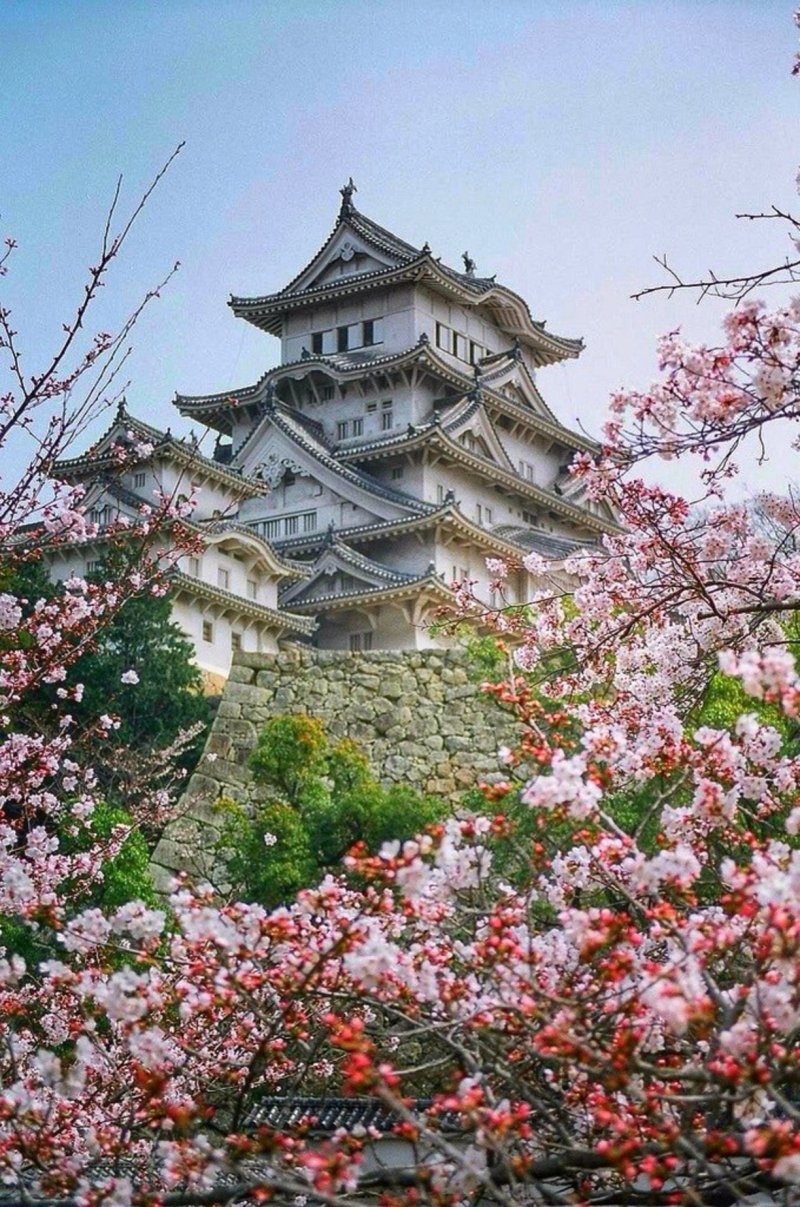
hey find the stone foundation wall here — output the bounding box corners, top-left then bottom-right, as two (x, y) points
(150, 648), (520, 891)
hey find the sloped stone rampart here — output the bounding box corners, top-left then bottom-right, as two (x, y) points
(150, 648), (521, 891)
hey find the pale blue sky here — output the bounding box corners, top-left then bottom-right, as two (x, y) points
(2, 1), (798, 496)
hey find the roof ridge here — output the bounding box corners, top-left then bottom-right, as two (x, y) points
(269, 405), (436, 516)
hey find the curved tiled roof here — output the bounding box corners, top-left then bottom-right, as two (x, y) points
(319, 538), (416, 583)
(282, 570), (454, 614)
(279, 537), (417, 606)
(175, 340), (442, 413)
(246, 1095), (464, 1134)
(336, 421), (617, 535)
(170, 570), (314, 634)
(54, 405), (264, 498)
(237, 399), (437, 518)
(229, 202), (582, 363)
(197, 519), (307, 579)
(176, 340), (597, 456)
(270, 503), (593, 562)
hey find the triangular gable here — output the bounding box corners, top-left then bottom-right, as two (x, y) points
(553, 470), (617, 525)
(77, 478), (148, 525)
(233, 412), (421, 524)
(280, 541), (410, 605)
(443, 402), (515, 474)
(281, 221), (407, 297)
(481, 358), (558, 424)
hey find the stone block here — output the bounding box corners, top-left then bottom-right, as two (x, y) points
(445, 736), (472, 752)
(227, 664), (255, 685)
(380, 678), (404, 700)
(184, 772), (222, 800)
(223, 681), (265, 705)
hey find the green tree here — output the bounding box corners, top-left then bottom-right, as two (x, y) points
(5, 553), (212, 768)
(216, 715), (446, 906)
(72, 583), (212, 763)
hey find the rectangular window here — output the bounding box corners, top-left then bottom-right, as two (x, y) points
(202, 620), (214, 643)
(526, 464), (535, 482)
(217, 568), (230, 590)
(452, 332), (463, 360)
(352, 417), (363, 436)
(476, 503), (483, 524)
(86, 560), (100, 575)
(362, 319), (374, 346)
(247, 579), (257, 599)
(303, 511), (317, 532)
(381, 410), (393, 431)
(263, 518), (281, 539)
(322, 329), (336, 354)
(311, 331), (323, 355)
(321, 385), (334, 401)
(337, 326), (349, 352)
(133, 472), (146, 488)
(391, 466), (403, 480)
(366, 401), (377, 413)
(470, 341), (481, 365)
(436, 322), (449, 352)
(349, 631), (374, 652)
(231, 632), (242, 652)
(337, 421), (348, 440)
(188, 557), (201, 578)
(485, 506), (493, 524)
(284, 515), (299, 536)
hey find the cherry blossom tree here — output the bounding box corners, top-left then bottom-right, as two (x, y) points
(6, 75), (800, 1207)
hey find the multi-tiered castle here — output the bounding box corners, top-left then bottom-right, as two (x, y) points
(49, 183), (617, 684)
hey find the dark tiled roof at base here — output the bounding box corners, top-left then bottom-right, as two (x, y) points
(246, 1096), (464, 1134)
(323, 539), (416, 584)
(281, 571), (453, 612)
(491, 524), (589, 559)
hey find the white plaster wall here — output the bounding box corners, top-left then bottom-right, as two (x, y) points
(281, 286), (417, 364)
(412, 287), (508, 365)
(171, 596), (281, 681)
(495, 428), (569, 491)
(138, 460), (242, 521)
(241, 478), (385, 539)
(314, 604), (445, 651)
(178, 544), (282, 611)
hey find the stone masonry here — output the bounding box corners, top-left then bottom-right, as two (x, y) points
(150, 648), (521, 891)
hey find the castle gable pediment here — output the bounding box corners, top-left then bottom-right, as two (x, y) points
(233, 407), (431, 524)
(280, 540), (412, 605)
(279, 219), (411, 298)
(442, 400), (515, 474)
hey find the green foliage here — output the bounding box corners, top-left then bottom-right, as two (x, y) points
(0, 801), (157, 964)
(4, 553), (213, 769)
(85, 801), (159, 911)
(692, 670), (792, 743)
(216, 715), (445, 906)
(77, 560), (213, 765)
